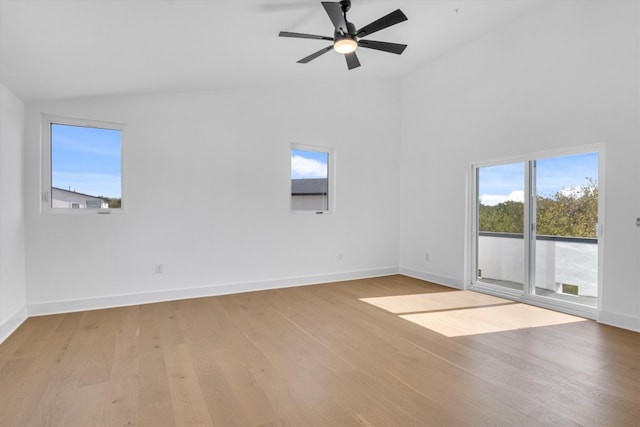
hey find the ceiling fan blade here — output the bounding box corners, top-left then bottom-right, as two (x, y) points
(357, 39), (407, 55)
(297, 45), (334, 64)
(322, 2), (349, 34)
(279, 31), (334, 41)
(345, 52), (361, 70)
(356, 9), (408, 38)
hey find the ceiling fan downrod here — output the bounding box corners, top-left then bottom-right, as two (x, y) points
(337, 0), (353, 36)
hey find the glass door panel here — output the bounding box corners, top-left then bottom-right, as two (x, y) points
(476, 162), (525, 292)
(533, 153), (599, 307)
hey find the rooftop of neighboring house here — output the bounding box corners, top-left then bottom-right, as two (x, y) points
(51, 187), (107, 201)
(291, 178), (328, 195)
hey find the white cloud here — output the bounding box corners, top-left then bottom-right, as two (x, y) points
(291, 155), (327, 179)
(560, 186), (585, 198)
(480, 190), (524, 206)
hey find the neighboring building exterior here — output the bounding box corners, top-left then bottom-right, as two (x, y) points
(51, 187), (108, 209)
(291, 178), (328, 211)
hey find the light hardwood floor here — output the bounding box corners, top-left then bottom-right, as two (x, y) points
(1, 275), (639, 426)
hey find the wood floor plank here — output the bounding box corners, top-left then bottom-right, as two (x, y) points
(164, 343), (212, 426)
(1, 275), (639, 426)
(136, 303), (177, 427)
(100, 305), (141, 426)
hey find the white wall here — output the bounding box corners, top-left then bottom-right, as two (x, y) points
(0, 81), (27, 341)
(399, 1), (640, 331)
(23, 81), (400, 313)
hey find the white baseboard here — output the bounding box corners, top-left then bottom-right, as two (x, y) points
(11, 268), (640, 339)
(0, 305), (28, 344)
(598, 310), (640, 332)
(27, 267), (399, 317)
(398, 267), (465, 289)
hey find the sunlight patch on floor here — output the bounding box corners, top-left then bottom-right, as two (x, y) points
(361, 291), (587, 337)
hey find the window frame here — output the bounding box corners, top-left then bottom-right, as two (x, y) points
(41, 114), (126, 214)
(290, 143), (335, 214)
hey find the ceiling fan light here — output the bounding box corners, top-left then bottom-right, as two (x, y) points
(334, 37), (358, 54)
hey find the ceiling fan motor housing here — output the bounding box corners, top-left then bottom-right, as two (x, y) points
(336, 21), (357, 38)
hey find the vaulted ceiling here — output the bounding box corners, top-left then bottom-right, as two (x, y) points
(0, 0), (544, 100)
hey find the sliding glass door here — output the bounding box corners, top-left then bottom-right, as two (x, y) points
(473, 150), (600, 312)
(532, 153), (599, 307)
(476, 162), (526, 293)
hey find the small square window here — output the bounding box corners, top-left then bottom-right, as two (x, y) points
(291, 144), (334, 213)
(42, 115), (124, 212)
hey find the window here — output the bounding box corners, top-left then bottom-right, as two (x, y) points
(85, 200), (103, 209)
(42, 115), (124, 212)
(291, 144), (334, 213)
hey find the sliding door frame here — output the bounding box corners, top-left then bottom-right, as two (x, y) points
(467, 144), (605, 320)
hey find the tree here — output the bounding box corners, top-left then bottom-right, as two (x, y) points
(536, 178), (598, 238)
(479, 200), (523, 233)
(107, 198), (121, 209)
(479, 178), (597, 238)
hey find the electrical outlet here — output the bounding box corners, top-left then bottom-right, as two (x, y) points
(338, 253), (344, 261)
(425, 253), (430, 261)
(155, 264), (163, 274)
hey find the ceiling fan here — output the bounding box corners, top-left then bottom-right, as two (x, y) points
(279, 0), (408, 70)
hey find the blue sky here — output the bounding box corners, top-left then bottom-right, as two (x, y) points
(291, 149), (328, 179)
(479, 152), (598, 206)
(51, 124), (121, 198)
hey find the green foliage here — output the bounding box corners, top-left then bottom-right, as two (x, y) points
(479, 200), (524, 233)
(479, 178), (598, 238)
(536, 178), (598, 238)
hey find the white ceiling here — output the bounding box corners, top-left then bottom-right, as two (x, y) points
(0, 0), (545, 101)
